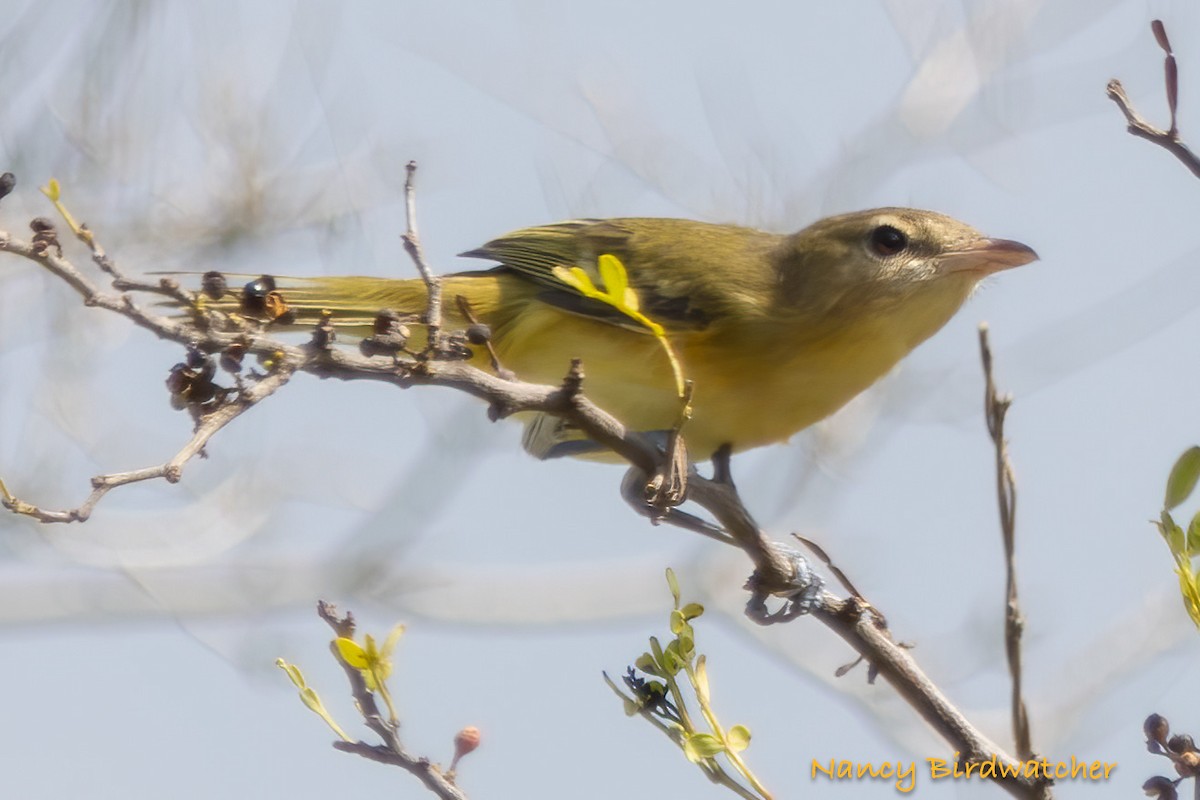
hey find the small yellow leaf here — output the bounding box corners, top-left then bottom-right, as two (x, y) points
(41, 179), (61, 201)
(694, 655), (710, 704)
(665, 568), (681, 605)
(597, 254), (629, 301)
(635, 652), (661, 676)
(300, 687), (323, 713)
(684, 732), (725, 761)
(276, 658), (307, 689)
(336, 637), (369, 668)
(551, 265), (585, 292)
(727, 725), (752, 752)
(1179, 564), (1200, 628)
(568, 266), (599, 294)
(1190, 572), (1200, 629)
(382, 623), (406, 658)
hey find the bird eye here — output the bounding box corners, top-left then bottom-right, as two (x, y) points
(869, 225), (908, 257)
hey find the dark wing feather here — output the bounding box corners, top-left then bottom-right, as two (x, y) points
(458, 218), (734, 331)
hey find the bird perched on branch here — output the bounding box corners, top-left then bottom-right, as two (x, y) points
(192, 209), (1035, 459)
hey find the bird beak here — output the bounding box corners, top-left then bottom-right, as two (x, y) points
(941, 238), (1039, 275)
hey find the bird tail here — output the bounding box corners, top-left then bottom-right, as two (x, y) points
(173, 272), (443, 334)
(169, 270), (618, 461)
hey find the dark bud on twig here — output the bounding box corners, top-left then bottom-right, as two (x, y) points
(1168, 734), (1195, 755)
(442, 331), (474, 360)
(1166, 55), (1179, 134)
(263, 291), (290, 322)
(1152, 19), (1172, 54)
(1146, 713), (1171, 747)
(312, 310), (336, 350)
(30, 217), (62, 257)
(240, 275), (277, 315)
(201, 270), (227, 300)
(165, 364), (190, 396)
(1177, 752), (1200, 778)
(373, 309), (402, 336)
(0, 172), (14, 201)
(220, 341), (247, 374)
(361, 309), (411, 357)
(1143, 775), (1179, 800)
(166, 348), (223, 411)
(185, 343), (209, 369)
(466, 323), (492, 345)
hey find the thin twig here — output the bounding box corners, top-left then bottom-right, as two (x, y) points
(812, 593), (1049, 800)
(1107, 20), (1200, 181)
(1, 365), (294, 522)
(400, 161), (444, 355)
(317, 603), (468, 800)
(979, 323), (1033, 763)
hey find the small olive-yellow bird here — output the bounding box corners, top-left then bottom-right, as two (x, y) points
(207, 210), (1035, 458)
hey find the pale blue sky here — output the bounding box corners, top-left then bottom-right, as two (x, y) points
(2, 1), (1199, 798)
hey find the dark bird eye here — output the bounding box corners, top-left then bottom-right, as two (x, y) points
(869, 225), (908, 257)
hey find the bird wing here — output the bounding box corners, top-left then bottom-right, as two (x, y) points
(458, 219), (724, 332)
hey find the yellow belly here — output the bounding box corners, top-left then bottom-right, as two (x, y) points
(490, 303), (910, 457)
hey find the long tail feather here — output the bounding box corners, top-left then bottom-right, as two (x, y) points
(163, 271), (517, 337)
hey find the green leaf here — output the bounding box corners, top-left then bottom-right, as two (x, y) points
(1190, 572), (1200, 629)
(683, 733), (725, 761)
(680, 602), (704, 621)
(727, 725), (751, 752)
(276, 658), (307, 689)
(670, 609), (685, 635)
(650, 636), (665, 665)
(1178, 563), (1200, 628)
(665, 568), (681, 606)
(597, 254), (631, 306)
(1157, 510), (1176, 540)
(662, 640), (683, 676)
(694, 655), (710, 704)
(635, 652), (662, 676)
(1168, 522), (1187, 559)
(381, 623), (406, 658)
(299, 687), (323, 714)
(1165, 447), (1200, 510)
(677, 626), (695, 660)
(1187, 512), (1200, 557)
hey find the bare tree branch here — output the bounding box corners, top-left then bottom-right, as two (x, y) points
(1108, 20), (1200, 181)
(980, 324), (1033, 763)
(0, 364), (294, 522)
(401, 160), (445, 355)
(318, 602), (470, 800)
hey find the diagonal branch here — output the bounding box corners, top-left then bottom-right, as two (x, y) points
(1107, 20), (1200, 181)
(401, 161), (445, 356)
(317, 602), (469, 800)
(0, 364), (294, 522)
(979, 324), (1033, 762)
